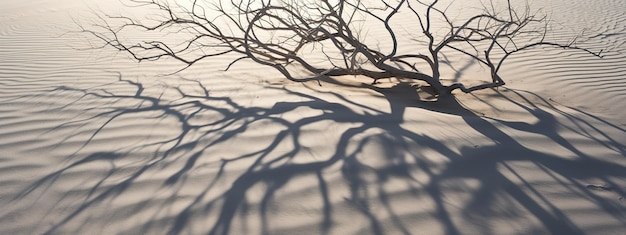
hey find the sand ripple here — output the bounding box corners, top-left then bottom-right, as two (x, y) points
(1, 0), (625, 234)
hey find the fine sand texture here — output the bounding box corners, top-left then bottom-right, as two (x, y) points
(1, 0), (625, 234)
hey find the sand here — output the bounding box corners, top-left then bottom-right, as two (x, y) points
(1, 0), (624, 234)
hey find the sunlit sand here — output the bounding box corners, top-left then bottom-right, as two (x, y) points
(1, 0), (624, 234)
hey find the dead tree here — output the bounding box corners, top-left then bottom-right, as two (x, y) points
(83, 0), (602, 97)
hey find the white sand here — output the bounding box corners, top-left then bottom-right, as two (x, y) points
(1, 0), (624, 234)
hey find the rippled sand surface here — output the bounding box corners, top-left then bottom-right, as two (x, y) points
(1, 1), (624, 234)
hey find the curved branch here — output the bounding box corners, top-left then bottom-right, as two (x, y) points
(84, 0), (604, 100)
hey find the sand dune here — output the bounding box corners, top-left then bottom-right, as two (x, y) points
(1, 0), (625, 234)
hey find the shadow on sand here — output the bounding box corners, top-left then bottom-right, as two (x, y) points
(13, 72), (626, 235)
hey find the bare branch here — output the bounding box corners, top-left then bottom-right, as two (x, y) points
(84, 0), (603, 99)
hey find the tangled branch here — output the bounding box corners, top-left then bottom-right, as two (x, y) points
(82, 0), (602, 98)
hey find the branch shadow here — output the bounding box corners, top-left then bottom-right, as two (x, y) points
(12, 72), (626, 235)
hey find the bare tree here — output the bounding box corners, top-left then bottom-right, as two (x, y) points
(83, 0), (602, 97)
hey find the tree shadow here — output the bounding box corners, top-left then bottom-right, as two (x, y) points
(421, 91), (626, 234)
(12, 72), (626, 235)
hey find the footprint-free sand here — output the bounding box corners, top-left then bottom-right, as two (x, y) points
(1, 0), (624, 234)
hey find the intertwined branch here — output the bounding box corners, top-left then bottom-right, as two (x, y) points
(82, 0), (602, 97)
